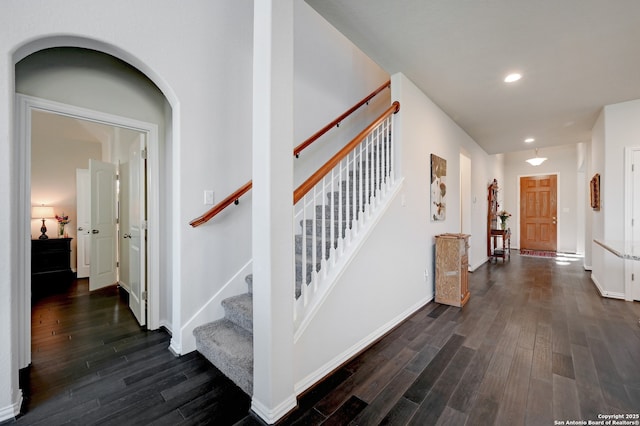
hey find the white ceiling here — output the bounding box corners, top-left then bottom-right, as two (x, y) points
(305, 0), (640, 154)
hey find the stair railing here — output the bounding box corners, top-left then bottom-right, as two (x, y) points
(189, 181), (253, 227)
(293, 101), (400, 325)
(293, 80), (390, 158)
(189, 80), (391, 227)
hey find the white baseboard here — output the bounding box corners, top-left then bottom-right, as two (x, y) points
(469, 258), (489, 272)
(294, 295), (432, 397)
(0, 392), (22, 422)
(590, 273), (625, 299)
(251, 395), (297, 425)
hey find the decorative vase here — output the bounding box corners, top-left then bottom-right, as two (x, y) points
(58, 223), (65, 238)
(500, 219), (507, 230)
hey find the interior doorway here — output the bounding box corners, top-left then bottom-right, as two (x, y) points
(459, 152), (471, 235)
(519, 174), (558, 251)
(625, 147), (640, 301)
(17, 94), (161, 369)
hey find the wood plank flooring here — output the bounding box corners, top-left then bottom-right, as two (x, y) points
(7, 280), (251, 425)
(4, 253), (640, 425)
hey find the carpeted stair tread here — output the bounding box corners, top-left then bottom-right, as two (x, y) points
(193, 319), (253, 395)
(221, 293), (253, 333)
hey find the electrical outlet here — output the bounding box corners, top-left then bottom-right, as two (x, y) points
(204, 190), (214, 205)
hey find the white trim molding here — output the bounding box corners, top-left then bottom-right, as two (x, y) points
(0, 392), (22, 422)
(250, 395), (297, 425)
(15, 94), (162, 369)
(294, 295), (432, 396)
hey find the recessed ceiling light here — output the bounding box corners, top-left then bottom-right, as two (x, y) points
(524, 138), (535, 143)
(504, 73), (522, 83)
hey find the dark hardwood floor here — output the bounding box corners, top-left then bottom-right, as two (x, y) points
(4, 253), (640, 425)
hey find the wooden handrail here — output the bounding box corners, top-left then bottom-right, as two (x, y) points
(293, 101), (400, 204)
(293, 80), (391, 158)
(189, 180), (252, 227)
(190, 81), (393, 227)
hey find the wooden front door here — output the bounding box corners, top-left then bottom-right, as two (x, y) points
(520, 175), (557, 251)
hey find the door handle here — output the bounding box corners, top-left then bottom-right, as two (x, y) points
(123, 234), (131, 239)
(92, 229), (99, 234)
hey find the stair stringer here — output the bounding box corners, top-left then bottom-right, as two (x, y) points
(172, 259), (252, 355)
(293, 178), (404, 342)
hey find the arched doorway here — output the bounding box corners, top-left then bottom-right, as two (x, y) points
(14, 45), (172, 375)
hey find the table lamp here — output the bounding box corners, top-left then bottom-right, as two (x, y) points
(32, 205), (55, 239)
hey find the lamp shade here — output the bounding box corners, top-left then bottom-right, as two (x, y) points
(525, 157), (547, 166)
(525, 148), (547, 166)
(32, 205), (55, 219)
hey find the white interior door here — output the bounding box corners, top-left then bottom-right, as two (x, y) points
(128, 135), (147, 326)
(76, 169), (91, 278)
(119, 160), (131, 292)
(89, 159), (117, 291)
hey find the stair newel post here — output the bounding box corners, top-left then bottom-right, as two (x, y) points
(389, 116), (395, 186)
(385, 119), (389, 188)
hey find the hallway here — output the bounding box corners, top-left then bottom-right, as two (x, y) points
(6, 254), (640, 425)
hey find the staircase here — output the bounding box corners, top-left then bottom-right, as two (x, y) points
(193, 139), (391, 396)
(193, 275), (254, 395)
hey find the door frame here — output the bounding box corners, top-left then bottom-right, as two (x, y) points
(16, 94), (160, 368)
(624, 146), (640, 301)
(516, 172), (560, 251)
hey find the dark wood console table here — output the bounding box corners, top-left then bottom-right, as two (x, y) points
(489, 228), (511, 262)
(32, 238), (74, 296)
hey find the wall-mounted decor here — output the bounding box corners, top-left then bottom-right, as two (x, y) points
(431, 154), (447, 221)
(590, 173), (600, 210)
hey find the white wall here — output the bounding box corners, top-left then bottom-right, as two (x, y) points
(0, 1), (402, 416)
(293, 72), (501, 391)
(590, 99), (640, 298)
(0, 1), (255, 417)
(503, 144), (580, 253)
(293, 2), (390, 185)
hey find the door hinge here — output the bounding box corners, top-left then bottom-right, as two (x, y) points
(116, 261), (120, 268)
(632, 273), (635, 281)
(142, 220), (148, 230)
(142, 291), (148, 301)
(141, 148), (148, 159)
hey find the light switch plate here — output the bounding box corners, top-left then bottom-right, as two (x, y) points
(204, 190), (214, 205)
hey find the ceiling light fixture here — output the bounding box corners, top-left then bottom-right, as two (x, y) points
(526, 149), (547, 166)
(504, 73), (522, 83)
(524, 138), (535, 143)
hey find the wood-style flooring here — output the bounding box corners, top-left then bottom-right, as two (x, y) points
(4, 253), (640, 425)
